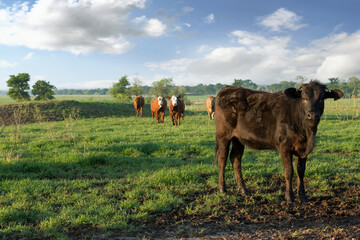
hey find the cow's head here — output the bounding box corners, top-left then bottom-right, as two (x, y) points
(167, 95), (181, 106)
(285, 81), (343, 125)
(171, 95), (178, 106)
(157, 96), (163, 107)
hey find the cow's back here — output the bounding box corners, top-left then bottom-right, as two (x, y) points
(215, 86), (290, 150)
(151, 98), (157, 112)
(178, 99), (185, 114)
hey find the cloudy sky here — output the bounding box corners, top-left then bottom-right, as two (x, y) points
(0, 0), (359, 89)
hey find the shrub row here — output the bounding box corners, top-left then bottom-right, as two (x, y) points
(0, 100), (135, 126)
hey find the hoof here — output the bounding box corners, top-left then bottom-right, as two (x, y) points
(239, 187), (250, 196)
(219, 186), (227, 193)
(285, 194), (295, 203)
(299, 194), (309, 203)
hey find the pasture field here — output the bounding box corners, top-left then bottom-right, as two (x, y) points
(0, 98), (359, 239)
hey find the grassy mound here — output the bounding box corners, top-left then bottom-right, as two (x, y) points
(0, 100), (141, 126)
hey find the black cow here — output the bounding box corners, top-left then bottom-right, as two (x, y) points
(215, 81), (343, 202)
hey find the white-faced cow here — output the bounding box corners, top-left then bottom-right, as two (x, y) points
(167, 95), (185, 126)
(133, 96), (145, 117)
(206, 96), (216, 120)
(151, 96), (167, 123)
(215, 81), (343, 203)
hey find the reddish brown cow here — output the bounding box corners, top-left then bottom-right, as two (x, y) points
(167, 95), (185, 126)
(151, 96), (167, 123)
(206, 96), (216, 120)
(133, 96), (145, 117)
(215, 81), (343, 203)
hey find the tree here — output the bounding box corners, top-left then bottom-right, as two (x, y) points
(232, 79), (258, 90)
(7, 73), (31, 101)
(32, 80), (56, 100)
(295, 75), (308, 88)
(108, 75), (131, 101)
(130, 77), (143, 96)
(149, 78), (174, 96)
(170, 86), (186, 96)
(327, 77), (340, 90)
(348, 76), (360, 98)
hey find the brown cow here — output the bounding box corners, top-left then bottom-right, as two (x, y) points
(151, 96), (167, 123)
(133, 96), (145, 117)
(167, 95), (185, 126)
(215, 81), (343, 203)
(206, 96), (216, 120)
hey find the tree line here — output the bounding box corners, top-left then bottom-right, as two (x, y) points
(106, 75), (360, 100)
(4, 73), (360, 102)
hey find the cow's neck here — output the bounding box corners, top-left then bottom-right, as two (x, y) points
(294, 100), (318, 158)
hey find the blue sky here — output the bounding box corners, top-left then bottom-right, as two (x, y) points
(0, 0), (359, 89)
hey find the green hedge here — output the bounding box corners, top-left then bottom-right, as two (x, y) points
(0, 100), (137, 126)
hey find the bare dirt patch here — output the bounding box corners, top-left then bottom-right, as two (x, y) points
(132, 185), (360, 239)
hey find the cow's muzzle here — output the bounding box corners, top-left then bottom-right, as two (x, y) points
(307, 112), (320, 122)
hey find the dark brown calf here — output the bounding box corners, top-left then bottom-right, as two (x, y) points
(133, 96), (145, 117)
(215, 81), (343, 202)
(151, 96), (167, 123)
(167, 95), (185, 126)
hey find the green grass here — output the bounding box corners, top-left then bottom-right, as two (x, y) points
(0, 98), (359, 239)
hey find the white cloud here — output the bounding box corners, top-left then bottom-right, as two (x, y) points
(182, 7), (194, 14)
(23, 52), (34, 60)
(0, 0), (166, 55)
(0, 59), (16, 68)
(143, 18), (167, 37)
(145, 29), (360, 85)
(204, 13), (215, 24)
(196, 45), (212, 53)
(146, 58), (195, 72)
(258, 8), (307, 32)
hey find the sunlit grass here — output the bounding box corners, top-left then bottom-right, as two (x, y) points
(0, 99), (358, 239)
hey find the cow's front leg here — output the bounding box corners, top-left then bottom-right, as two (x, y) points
(280, 150), (295, 203)
(296, 156), (308, 202)
(160, 112), (165, 123)
(171, 113), (175, 125)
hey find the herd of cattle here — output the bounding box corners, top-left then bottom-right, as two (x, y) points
(133, 95), (216, 125)
(133, 81), (344, 203)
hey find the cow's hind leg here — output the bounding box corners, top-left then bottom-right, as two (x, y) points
(216, 136), (230, 193)
(230, 138), (249, 196)
(296, 157), (308, 202)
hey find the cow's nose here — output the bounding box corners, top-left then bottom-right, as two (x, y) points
(307, 112), (319, 121)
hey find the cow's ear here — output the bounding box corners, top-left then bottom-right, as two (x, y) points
(178, 95), (181, 98)
(325, 89), (344, 101)
(284, 88), (301, 99)
(166, 96), (171, 100)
